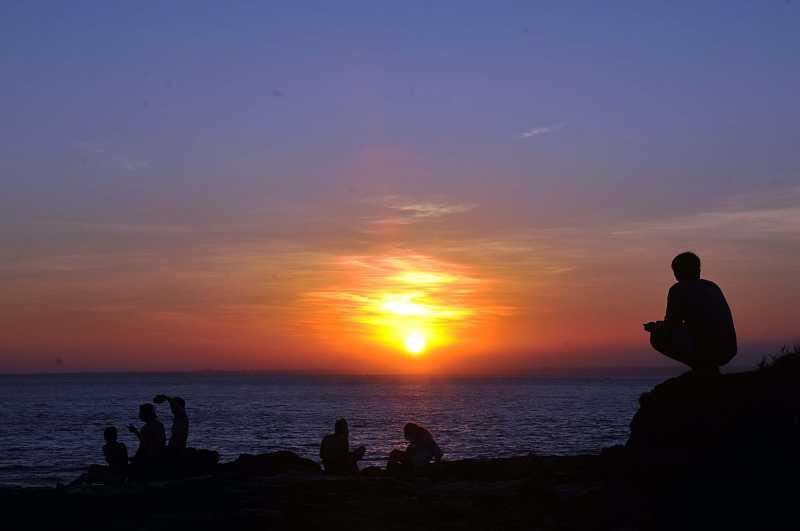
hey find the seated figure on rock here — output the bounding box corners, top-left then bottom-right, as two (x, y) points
(387, 422), (443, 474)
(320, 418), (366, 475)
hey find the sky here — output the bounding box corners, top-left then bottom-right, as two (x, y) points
(1, 1), (798, 374)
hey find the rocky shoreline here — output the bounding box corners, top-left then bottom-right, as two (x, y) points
(1, 452), (649, 530)
(5, 355), (800, 530)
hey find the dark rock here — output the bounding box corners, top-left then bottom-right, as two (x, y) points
(219, 450), (321, 478)
(417, 456), (543, 481)
(359, 465), (385, 477)
(74, 447), (221, 485)
(625, 357), (800, 530)
(169, 447), (220, 477)
(628, 362), (800, 469)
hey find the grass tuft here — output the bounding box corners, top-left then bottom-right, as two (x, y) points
(757, 345), (800, 371)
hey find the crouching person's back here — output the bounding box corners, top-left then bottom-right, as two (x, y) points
(645, 252), (737, 372)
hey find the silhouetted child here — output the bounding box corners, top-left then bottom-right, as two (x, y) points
(102, 426), (128, 476)
(70, 427), (129, 485)
(153, 394), (189, 450)
(320, 418), (366, 475)
(644, 252), (737, 373)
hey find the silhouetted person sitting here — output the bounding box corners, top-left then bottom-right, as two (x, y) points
(388, 422), (443, 473)
(644, 252), (737, 373)
(154, 394), (188, 450)
(320, 418), (366, 475)
(70, 426), (129, 485)
(128, 403), (166, 463)
(103, 426), (128, 476)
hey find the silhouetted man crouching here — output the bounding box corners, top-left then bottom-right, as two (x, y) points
(644, 252), (737, 373)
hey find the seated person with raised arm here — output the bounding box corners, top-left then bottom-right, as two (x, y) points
(154, 394), (189, 451)
(644, 252), (737, 373)
(320, 418), (366, 475)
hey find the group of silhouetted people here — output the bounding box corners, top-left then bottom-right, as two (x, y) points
(320, 418), (443, 475)
(87, 398), (446, 482)
(76, 393), (189, 484)
(79, 252), (736, 483)
(127, 394), (188, 459)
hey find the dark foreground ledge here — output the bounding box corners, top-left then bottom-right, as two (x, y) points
(1, 454), (632, 530)
(3, 449), (798, 531)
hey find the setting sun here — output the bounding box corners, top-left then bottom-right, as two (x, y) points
(305, 255), (488, 360)
(404, 331), (426, 355)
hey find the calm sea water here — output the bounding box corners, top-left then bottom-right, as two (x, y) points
(0, 373), (662, 486)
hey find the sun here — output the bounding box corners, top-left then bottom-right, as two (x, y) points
(404, 331), (426, 355)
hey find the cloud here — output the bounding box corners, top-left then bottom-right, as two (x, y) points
(369, 196), (477, 225)
(391, 201), (476, 219)
(519, 123), (565, 139)
(70, 140), (150, 172)
(612, 207), (800, 239)
(55, 221), (192, 235)
(72, 141), (106, 154)
(0, 254), (118, 275)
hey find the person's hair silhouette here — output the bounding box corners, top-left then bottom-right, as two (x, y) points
(671, 251), (701, 281)
(103, 426), (117, 442)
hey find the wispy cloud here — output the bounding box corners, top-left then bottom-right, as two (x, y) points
(518, 123), (565, 139)
(0, 252), (157, 275)
(70, 140), (150, 172)
(612, 207), (800, 239)
(391, 201), (476, 219)
(369, 196), (477, 225)
(55, 221), (192, 235)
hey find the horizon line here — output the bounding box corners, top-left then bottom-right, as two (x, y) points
(1, 365), (746, 378)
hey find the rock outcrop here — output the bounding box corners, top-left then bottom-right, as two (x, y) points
(624, 351), (800, 530)
(628, 352), (800, 469)
(218, 450), (322, 478)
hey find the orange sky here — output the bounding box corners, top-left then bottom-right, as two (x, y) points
(2, 172), (798, 373)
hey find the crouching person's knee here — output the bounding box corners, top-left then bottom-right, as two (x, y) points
(650, 327), (671, 355)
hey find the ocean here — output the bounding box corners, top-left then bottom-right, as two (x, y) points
(0, 373), (664, 486)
